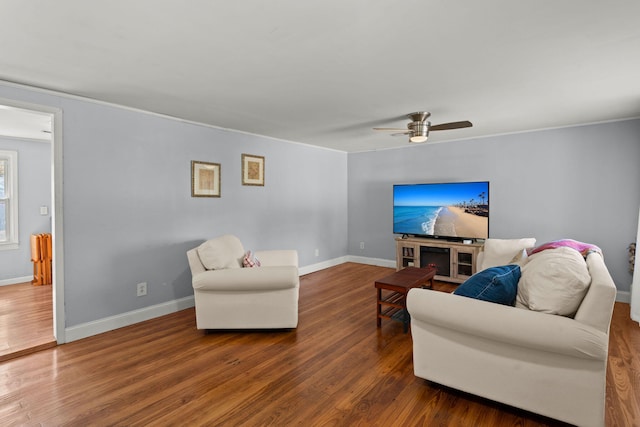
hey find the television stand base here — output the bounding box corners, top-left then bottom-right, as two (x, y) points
(395, 237), (483, 284)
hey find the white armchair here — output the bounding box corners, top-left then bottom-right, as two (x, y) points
(187, 234), (300, 330)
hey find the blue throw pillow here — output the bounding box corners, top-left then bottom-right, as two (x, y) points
(453, 264), (521, 306)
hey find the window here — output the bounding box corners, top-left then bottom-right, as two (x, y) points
(0, 150), (18, 249)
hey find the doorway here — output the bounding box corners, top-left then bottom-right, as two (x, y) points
(0, 99), (64, 359)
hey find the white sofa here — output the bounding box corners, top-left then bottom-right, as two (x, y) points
(187, 234), (300, 330)
(407, 240), (617, 427)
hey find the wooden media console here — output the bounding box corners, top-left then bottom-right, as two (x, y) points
(395, 236), (483, 284)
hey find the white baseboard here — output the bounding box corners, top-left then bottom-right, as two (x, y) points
(0, 276), (33, 286)
(346, 255), (396, 268)
(616, 290), (630, 303)
(298, 256), (396, 276)
(65, 296), (195, 343)
(299, 256), (349, 276)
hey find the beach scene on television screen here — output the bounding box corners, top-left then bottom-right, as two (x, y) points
(394, 182), (489, 239)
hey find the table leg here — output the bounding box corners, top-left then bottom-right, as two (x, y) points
(403, 300), (409, 333)
(376, 288), (382, 327)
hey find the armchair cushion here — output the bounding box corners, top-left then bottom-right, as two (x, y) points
(453, 264), (521, 306)
(197, 234), (244, 270)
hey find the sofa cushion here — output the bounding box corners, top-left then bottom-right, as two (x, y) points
(480, 238), (537, 270)
(516, 246), (591, 317)
(197, 234), (244, 270)
(453, 264), (521, 306)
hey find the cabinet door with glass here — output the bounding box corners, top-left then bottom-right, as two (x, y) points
(454, 249), (475, 280)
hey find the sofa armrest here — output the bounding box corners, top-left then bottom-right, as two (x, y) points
(254, 250), (298, 267)
(407, 289), (608, 360)
(192, 266), (299, 291)
(573, 252), (617, 333)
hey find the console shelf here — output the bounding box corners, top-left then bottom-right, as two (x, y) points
(395, 237), (483, 283)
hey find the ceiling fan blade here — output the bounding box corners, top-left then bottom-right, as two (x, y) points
(373, 127), (407, 131)
(429, 121), (472, 131)
(390, 132), (410, 136)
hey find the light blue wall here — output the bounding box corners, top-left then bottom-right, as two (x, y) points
(0, 137), (51, 282)
(2, 79), (638, 329)
(348, 119), (640, 293)
(0, 83), (348, 327)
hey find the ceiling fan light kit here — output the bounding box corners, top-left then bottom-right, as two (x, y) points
(374, 111), (472, 144)
(409, 135), (429, 143)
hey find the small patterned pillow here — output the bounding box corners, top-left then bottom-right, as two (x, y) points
(243, 250), (261, 268)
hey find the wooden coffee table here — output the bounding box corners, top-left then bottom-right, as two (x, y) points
(375, 267), (436, 333)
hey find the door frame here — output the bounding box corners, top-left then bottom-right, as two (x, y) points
(0, 97), (65, 343)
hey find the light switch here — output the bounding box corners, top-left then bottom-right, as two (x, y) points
(40, 206), (49, 215)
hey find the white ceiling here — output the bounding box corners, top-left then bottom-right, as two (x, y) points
(1, 1), (639, 152)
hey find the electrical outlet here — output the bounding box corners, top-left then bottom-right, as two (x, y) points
(136, 282), (147, 297)
(360, 241), (365, 249)
(315, 248), (319, 257)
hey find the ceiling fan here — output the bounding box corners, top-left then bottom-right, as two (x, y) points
(373, 112), (472, 143)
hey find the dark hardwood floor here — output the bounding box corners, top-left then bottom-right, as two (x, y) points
(0, 282), (55, 362)
(0, 262), (638, 426)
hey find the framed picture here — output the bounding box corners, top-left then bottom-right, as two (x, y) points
(241, 154), (265, 186)
(191, 160), (221, 197)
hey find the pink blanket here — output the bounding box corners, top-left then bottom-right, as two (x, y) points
(527, 239), (602, 258)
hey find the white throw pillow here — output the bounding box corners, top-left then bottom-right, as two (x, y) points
(197, 234), (245, 270)
(480, 238), (537, 270)
(516, 247), (591, 317)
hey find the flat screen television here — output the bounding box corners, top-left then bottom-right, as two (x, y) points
(393, 181), (489, 241)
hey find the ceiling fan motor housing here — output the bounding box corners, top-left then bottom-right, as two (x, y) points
(408, 112), (431, 122)
(408, 121), (430, 142)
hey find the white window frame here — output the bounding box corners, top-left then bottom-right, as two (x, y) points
(0, 150), (18, 250)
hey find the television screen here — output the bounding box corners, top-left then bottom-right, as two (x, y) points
(393, 181), (489, 240)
